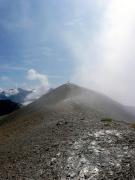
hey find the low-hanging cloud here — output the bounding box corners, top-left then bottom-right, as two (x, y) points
(25, 69), (49, 104)
(27, 69), (49, 88)
(64, 0), (135, 106)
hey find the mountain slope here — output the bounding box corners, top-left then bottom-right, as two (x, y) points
(1, 83), (134, 123)
(0, 87), (52, 105)
(24, 83), (135, 122)
(126, 106), (135, 116)
(0, 83), (135, 179)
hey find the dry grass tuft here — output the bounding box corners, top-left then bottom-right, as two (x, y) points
(130, 123), (135, 129)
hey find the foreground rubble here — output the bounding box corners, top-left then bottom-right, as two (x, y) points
(63, 129), (135, 179)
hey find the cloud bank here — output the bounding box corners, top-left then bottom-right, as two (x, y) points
(64, 0), (135, 106)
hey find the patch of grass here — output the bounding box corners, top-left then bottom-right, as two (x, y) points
(130, 123), (135, 129)
(101, 118), (113, 123)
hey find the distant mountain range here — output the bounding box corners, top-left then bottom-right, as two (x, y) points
(0, 88), (33, 105)
(0, 87), (53, 105)
(0, 87), (53, 116)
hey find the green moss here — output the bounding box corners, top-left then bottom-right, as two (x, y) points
(101, 118), (113, 123)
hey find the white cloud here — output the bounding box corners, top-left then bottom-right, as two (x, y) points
(90, 0), (135, 105)
(63, 0), (135, 106)
(26, 69), (49, 103)
(27, 69), (49, 88)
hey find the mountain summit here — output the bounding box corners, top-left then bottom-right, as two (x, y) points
(0, 83), (135, 179)
(29, 83), (135, 122)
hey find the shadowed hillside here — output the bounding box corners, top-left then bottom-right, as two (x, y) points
(0, 99), (20, 116)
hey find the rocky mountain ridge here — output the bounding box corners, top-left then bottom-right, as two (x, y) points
(0, 83), (135, 179)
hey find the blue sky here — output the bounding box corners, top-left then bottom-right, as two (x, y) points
(1, 0), (135, 105)
(0, 0), (102, 89)
(0, 0), (80, 88)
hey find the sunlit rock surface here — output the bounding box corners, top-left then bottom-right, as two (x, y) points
(63, 129), (135, 179)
